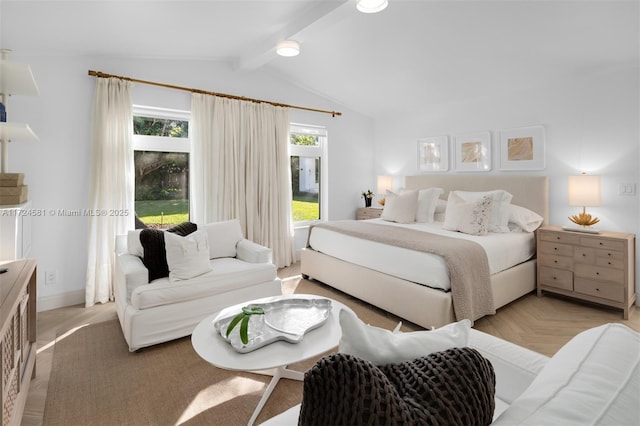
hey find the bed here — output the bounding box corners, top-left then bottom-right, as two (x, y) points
(301, 175), (548, 329)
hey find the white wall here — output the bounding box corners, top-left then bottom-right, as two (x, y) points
(7, 54), (372, 310)
(374, 66), (640, 296)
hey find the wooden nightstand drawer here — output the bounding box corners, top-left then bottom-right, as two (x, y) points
(574, 278), (624, 303)
(539, 253), (573, 270)
(540, 231), (581, 245)
(580, 236), (625, 251)
(539, 241), (574, 257)
(573, 247), (595, 264)
(539, 266), (573, 291)
(357, 207), (383, 220)
(574, 264), (624, 284)
(595, 248), (625, 268)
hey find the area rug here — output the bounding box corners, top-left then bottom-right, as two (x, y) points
(42, 280), (412, 426)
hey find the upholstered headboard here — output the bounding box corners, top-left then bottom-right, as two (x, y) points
(404, 175), (549, 225)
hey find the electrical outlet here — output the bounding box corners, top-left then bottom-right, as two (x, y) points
(45, 270), (57, 285)
(619, 183), (637, 196)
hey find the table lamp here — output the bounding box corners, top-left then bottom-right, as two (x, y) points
(565, 173), (601, 232)
(376, 175), (394, 206)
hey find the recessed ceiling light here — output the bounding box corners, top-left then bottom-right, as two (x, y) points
(356, 0), (388, 13)
(276, 40), (300, 57)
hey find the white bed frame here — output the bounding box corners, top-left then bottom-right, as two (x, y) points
(301, 175), (549, 329)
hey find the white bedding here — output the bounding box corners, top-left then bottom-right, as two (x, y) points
(307, 219), (535, 291)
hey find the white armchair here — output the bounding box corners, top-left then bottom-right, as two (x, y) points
(114, 219), (282, 351)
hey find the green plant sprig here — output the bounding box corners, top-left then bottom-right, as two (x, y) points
(225, 306), (265, 344)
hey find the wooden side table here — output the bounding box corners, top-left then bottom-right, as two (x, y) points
(537, 225), (636, 318)
(356, 207), (383, 220)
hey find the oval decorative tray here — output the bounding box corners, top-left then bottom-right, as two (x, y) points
(213, 298), (332, 353)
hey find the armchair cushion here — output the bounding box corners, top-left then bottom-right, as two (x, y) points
(139, 222), (197, 281)
(165, 230), (213, 282)
(201, 219), (244, 259)
(339, 309), (470, 365)
(299, 348), (495, 426)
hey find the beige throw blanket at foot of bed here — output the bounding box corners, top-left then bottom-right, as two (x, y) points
(308, 221), (495, 324)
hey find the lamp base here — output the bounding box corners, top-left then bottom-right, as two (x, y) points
(561, 226), (600, 234)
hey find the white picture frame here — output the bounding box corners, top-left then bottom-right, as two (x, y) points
(417, 136), (449, 172)
(498, 125), (546, 171)
(453, 131), (491, 172)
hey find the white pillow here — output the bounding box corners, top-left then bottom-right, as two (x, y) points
(127, 230), (144, 257)
(381, 190), (419, 223)
(508, 204), (543, 232)
(201, 219), (244, 259)
(443, 192), (493, 236)
(414, 187), (444, 223)
(338, 309), (471, 365)
(454, 190), (513, 233)
(164, 230), (213, 282)
(493, 323), (640, 425)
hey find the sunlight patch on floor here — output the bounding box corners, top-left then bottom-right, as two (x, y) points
(37, 324), (90, 354)
(176, 376), (265, 425)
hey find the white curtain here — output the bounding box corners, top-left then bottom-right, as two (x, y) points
(191, 94), (295, 267)
(85, 78), (134, 307)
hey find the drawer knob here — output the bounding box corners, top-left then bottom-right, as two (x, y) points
(607, 253), (612, 257)
(553, 276), (557, 280)
(582, 253), (586, 257)
(554, 247), (558, 251)
(596, 288), (600, 292)
(608, 261), (612, 265)
(599, 242), (604, 246)
(554, 260), (558, 264)
(596, 272), (600, 275)
(556, 236), (560, 240)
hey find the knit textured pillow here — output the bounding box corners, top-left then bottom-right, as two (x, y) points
(299, 347), (495, 426)
(139, 222), (198, 282)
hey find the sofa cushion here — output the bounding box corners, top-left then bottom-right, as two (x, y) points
(165, 230), (213, 282)
(139, 222), (197, 282)
(493, 323), (640, 425)
(299, 349), (495, 426)
(201, 219), (244, 259)
(339, 309), (470, 365)
(130, 257), (277, 310)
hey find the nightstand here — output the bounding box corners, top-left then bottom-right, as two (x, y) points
(356, 207), (383, 220)
(537, 225), (636, 318)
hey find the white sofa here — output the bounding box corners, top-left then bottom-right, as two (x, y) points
(114, 219), (282, 352)
(263, 322), (640, 425)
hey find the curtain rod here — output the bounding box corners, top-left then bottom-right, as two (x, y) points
(87, 70), (342, 117)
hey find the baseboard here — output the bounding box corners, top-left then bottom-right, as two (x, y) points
(37, 290), (85, 312)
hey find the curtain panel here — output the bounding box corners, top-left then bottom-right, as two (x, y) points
(85, 78), (134, 307)
(191, 94), (295, 267)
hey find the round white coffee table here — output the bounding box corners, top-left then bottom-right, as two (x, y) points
(191, 294), (352, 426)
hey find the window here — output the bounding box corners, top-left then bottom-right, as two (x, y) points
(132, 106), (190, 229)
(290, 124), (327, 226)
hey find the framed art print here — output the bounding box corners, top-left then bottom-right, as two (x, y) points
(453, 131), (491, 172)
(417, 136), (449, 172)
(498, 125), (546, 170)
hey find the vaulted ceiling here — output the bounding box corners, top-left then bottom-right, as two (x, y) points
(2, 0), (637, 117)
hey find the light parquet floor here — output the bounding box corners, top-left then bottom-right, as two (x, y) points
(21, 262), (640, 425)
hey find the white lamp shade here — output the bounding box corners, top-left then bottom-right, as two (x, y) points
(0, 122), (39, 141)
(276, 40), (300, 57)
(568, 174), (601, 207)
(356, 0), (388, 13)
(0, 61), (39, 96)
(377, 175), (394, 195)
